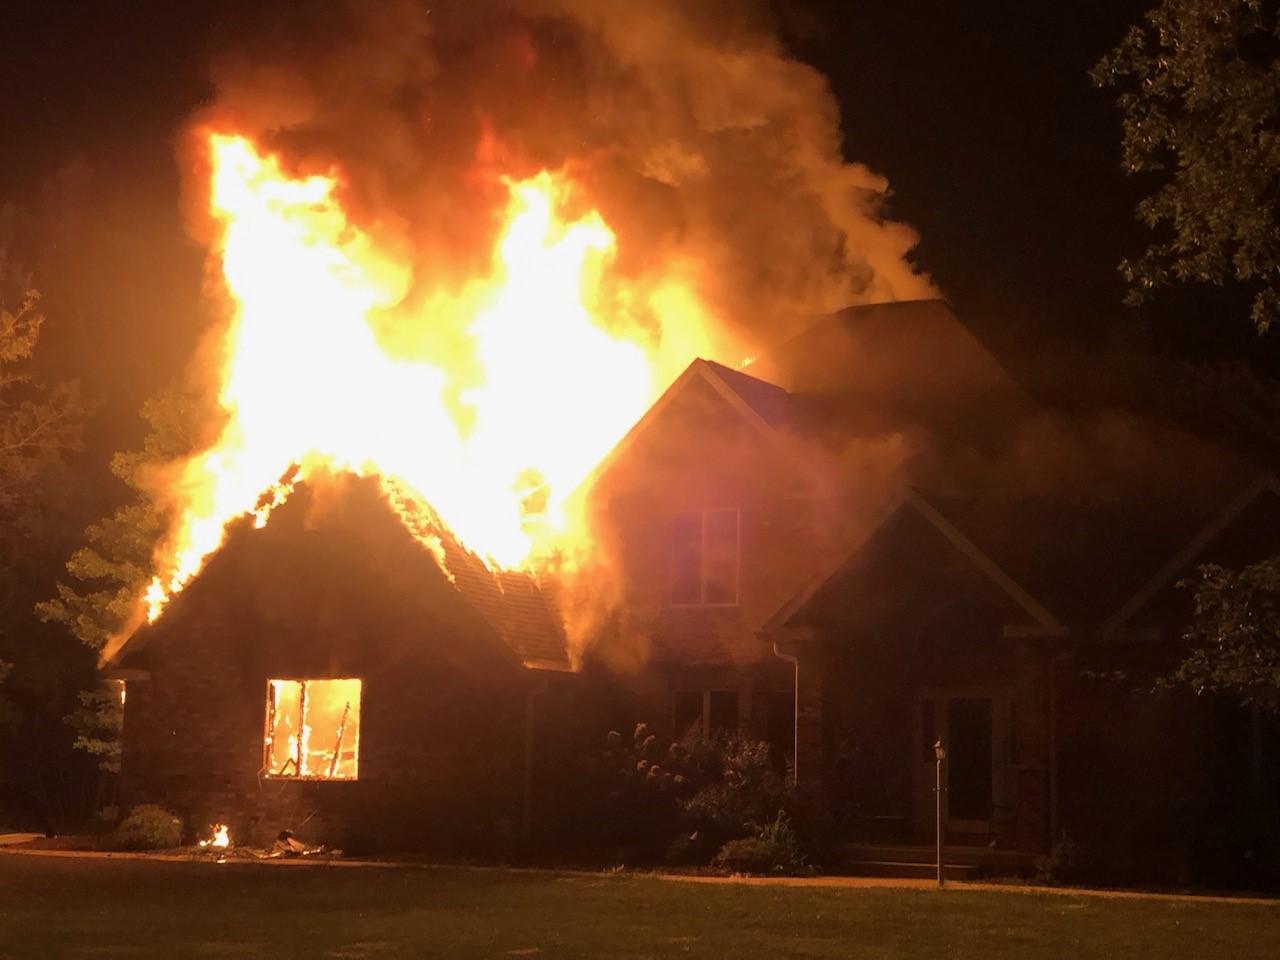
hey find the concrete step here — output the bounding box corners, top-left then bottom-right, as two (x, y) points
(845, 860), (977, 881)
(842, 843), (1031, 869)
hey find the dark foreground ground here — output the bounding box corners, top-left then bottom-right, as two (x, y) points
(1, 853), (1278, 960)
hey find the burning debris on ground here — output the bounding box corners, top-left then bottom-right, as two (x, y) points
(190, 824), (338, 862)
(197, 823), (230, 849)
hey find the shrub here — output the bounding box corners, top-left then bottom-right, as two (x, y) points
(108, 804), (182, 851)
(569, 723), (798, 866)
(572, 723), (687, 862)
(712, 812), (808, 876)
(680, 734), (791, 842)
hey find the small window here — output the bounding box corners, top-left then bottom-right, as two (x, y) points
(673, 689), (740, 738)
(670, 509), (740, 605)
(264, 679), (361, 780)
(671, 514), (704, 605)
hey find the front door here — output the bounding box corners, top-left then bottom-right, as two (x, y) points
(913, 690), (1011, 837)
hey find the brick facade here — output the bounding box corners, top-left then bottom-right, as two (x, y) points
(118, 481), (552, 856)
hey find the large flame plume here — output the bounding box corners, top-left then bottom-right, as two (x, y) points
(143, 132), (720, 622)
(130, 0), (936, 634)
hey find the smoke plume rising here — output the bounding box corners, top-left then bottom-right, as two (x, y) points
(193, 0), (933, 357)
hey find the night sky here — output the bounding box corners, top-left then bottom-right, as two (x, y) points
(0, 0), (1271, 458)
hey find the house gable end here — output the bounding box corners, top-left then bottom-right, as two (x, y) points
(1102, 473), (1280, 636)
(767, 489), (1064, 635)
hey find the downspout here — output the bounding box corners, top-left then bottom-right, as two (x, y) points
(522, 677), (549, 838)
(772, 641), (800, 785)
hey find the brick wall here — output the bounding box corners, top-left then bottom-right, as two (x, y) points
(117, 484), (546, 857)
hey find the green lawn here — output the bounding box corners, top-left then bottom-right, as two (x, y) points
(0, 854), (1277, 960)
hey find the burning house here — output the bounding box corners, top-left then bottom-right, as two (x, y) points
(89, 3), (1278, 878)
(109, 476), (573, 852)
(106, 288), (1280, 878)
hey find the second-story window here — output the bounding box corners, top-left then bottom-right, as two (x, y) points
(671, 509), (740, 605)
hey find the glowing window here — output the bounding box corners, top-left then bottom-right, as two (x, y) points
(264, 679), (361, 780)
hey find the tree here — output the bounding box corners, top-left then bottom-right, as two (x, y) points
(0, 288), (83, 727)
(1094, 0), (1280, 332)
(0, 291), (82, 555)
(38, 386), (207, 653)
(37, 384), (207, 777)
(1177, 560), (1280, 710)
(0, 285), (88, 827)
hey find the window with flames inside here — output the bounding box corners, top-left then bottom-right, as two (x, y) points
(264, 679), (361, 780)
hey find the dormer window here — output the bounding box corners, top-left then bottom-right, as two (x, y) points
(670, 509), (740, 606)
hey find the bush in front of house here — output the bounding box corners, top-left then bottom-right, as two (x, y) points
(679, 734), (791, 844)
(568, 722), (801, 867)
(712, 811), (808, 876)
(572, 722), (687, 863)
(107, 804), (183, 851)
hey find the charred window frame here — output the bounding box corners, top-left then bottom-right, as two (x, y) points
(670, 509), (740, 606)
(263, 678), (361, 780)
(673, 689), (740, 738)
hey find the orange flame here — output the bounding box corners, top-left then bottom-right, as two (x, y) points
(141, 132), (727, 622)
(199, 824), (231, 848)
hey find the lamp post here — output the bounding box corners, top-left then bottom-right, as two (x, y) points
(934, 739), (946, 888)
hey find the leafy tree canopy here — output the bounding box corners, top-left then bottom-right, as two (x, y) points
(1177, 559), (1280, 710)
(1095, 0), (1280, 331)
(37, 384), (208, 775)
(38, 385), (207, 653)
(0, 281), (88, 819)
(0, 291), (83, 558)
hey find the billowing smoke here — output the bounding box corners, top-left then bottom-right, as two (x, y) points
(191, 0), (933, 357)
(154, 0), (942, 661)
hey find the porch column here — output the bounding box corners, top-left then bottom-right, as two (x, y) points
(1012, 645), (1050, 852)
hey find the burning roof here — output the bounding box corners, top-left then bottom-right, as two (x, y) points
(93, 3), (942, 658)
(108, 474), (571, 673)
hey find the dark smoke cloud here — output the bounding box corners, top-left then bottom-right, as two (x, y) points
(192, 0), (933, 356)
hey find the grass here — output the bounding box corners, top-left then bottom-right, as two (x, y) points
(0, 854), (1277, 959)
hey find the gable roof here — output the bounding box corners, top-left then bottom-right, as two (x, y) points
(699, 360), (791, 427)
(435, 537), (572, 672)
(747, 299), (1032, 435)
(578, 357), (805, 496)
(1101, 473), (1280, 636)
(105, 476), (572, 674)
(765, 487), (1066, 634)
